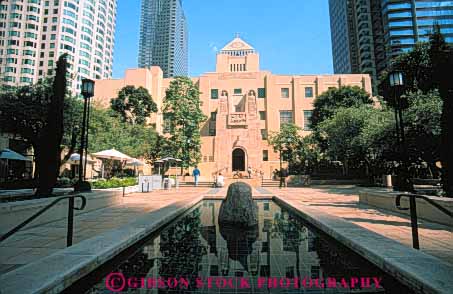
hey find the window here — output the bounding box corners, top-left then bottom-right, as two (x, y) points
(281, 88), (289, 98)
(262, 150), (269, 162)
(211, 89), (218, 99)
(209, 112), (217, 136)
(259, 111), (266, 120)
(280, 111), (293, 126)
(234, 88), (242, 95)
(303, 110), (313, 131)
(305, 87), (313, 98)
(258, 88), (266, 98)
(261, 129), (268, 140)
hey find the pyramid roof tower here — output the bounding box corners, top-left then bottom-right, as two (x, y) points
(220, 35), (256, 55)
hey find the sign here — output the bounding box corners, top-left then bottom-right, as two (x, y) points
(229, 113), (247, 126)
(139, 175), (162, 192)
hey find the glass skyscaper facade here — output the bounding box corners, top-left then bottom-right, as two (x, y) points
(329, 0), (453, 93)
(382, 0), (453, 57)
(138, 0), (188, 78)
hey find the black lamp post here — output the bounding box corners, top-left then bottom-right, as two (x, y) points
(75, 79), (95, 192)
(389, 71), (413, 192)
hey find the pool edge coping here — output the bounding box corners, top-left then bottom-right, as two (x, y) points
(0, 195), (205, 294)
(273, 195), (453, 294)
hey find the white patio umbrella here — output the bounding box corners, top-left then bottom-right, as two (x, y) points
(68, 153), (96, 164)
(0, 149), (32, 180)
(0, 149), (31, 161)
(93, 149), (133, 161)
(160, 157), (182, 178)
(93, 149), (133, 178)
(126, 158), (145, 176)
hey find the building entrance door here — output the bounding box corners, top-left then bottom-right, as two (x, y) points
(232, 148), (246, 171)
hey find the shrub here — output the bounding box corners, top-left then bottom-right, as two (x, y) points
(90, 177), (137, 189)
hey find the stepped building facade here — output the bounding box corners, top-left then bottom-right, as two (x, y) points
(0, 0), (118, 93)
(93, 37), (372, 179)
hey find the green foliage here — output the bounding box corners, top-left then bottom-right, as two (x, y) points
(268, 123), (302, 154)
(379, 27), (453, 195)
(311, 86), (373, 128)
(0, 78), (82, 161)
(0, 78), (52, 145)
(91, 177), (137, 189)
(110, 85), (157, 125)
(404, 90), (442, 166)
(268, 123), (320, 175)
(291, 134), (324, 175)
(318, 105), (395, 174)
(379, 43), (432, 94)
(162, 77), (207, 168)
(88, 107), (160, 159)
(0, 55), (70, 195)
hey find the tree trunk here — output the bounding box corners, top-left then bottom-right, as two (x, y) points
(35, 55), (67, 197)
(440, 94), (453, 197)
(439, 52), (453, 197)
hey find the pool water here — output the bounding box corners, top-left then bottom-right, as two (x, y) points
(74, 200), (412, 293)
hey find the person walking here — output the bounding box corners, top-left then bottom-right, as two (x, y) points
(215, 172), (225, 187)
(193, 166), (201, 187)
(247, 166), (253, 179)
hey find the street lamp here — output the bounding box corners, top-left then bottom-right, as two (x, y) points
(389, 71), (413, 192)
(75, 79), (95, 192)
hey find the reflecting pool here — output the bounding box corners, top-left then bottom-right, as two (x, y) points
(75, 200), (412, 293)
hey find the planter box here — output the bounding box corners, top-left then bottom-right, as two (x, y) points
(359, 189), (453, 226)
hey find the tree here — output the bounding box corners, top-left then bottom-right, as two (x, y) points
(318, 105), (395, 177)
(268, 123), (303, 173)
(61, 95), (83, 165)
(35, 54), (67, 195)
(429, 26), (453, 197)
(162, 77), (207, 168)
(379, 26), (453, 196)
(88, 108), (160, 159)
(311, 86), (373, 128)
(0, 76), (83, 192)
(404, 90), (442, 176)
(0, 55), (68, 195)
(291, 135), (323, 175)
(110, 85), (157, 125)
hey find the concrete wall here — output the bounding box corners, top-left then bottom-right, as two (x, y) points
(359, 190), (453, 226)
(0, 189), (129, 235)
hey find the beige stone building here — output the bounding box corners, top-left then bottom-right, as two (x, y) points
(93, 37), (372, 179)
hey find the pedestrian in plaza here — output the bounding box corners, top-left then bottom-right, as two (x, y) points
(193, 166), (201, 186)
(215, 172), (225, 187)
(247, 166), (253, 179)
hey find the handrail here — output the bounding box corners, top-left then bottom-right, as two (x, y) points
(0, 194), (87, 247)
(395, 193), (452, 249)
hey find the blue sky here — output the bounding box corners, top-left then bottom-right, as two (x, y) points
(113, 0), (333, 78)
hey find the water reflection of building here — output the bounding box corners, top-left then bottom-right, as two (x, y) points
(199, 200), (321, 280)
(88, 201), (388, 293)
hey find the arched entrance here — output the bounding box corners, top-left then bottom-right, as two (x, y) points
(232, 148), (246, 171)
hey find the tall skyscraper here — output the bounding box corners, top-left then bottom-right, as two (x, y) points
(329, 0), (453, 93)
(138, 0), (188, 78)
(329, 0), (359, 74)
(382, 0), (453, 58)
(0, 0), (118, 94)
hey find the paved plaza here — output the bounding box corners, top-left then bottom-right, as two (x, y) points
(0, 185), (452, 277)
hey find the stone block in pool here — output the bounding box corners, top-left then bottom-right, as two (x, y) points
(218, 182), (258, 227)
